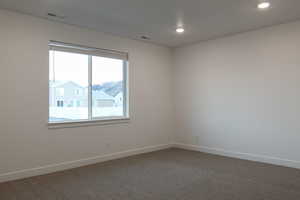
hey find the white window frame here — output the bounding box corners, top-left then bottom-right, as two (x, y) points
(48, 41), (130, 127)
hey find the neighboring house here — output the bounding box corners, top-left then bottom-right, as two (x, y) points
(92, 90), (115, 107)
(114, 92), (123, 106)
(49, 81), (116, 108)
(49, 81), (87, 107)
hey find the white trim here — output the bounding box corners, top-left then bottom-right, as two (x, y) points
(48, 117), (130, 129)
(49, 41), (129, 60)
(0, 144), (172, 183)
(2, 143), (300, 183)
(123, 60), (130, 118)
(173, 143), (300, 169)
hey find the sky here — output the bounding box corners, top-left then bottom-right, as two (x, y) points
(49, 50), (123, 87)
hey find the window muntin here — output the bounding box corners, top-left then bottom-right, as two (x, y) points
(49, 41), (128, 123)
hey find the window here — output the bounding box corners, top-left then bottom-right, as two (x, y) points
(49, 41), (129, 123)
(74, 89), (80, 95)
(57, 100), (64, 107)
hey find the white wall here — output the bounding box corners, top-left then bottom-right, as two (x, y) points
(0, 9), (174, 181)
(174, 21), (300, 168)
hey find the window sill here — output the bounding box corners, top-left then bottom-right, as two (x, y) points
(48, 117), (130, 129)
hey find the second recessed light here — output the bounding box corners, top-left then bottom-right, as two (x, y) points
(257, 2), (270, 9)
(176, 27), (185, 33)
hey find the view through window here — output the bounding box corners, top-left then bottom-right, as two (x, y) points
(49, 42), (128, 123)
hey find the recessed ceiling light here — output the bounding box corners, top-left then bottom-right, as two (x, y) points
(176, 27), (185, 33)
(257, 2), (270, 9)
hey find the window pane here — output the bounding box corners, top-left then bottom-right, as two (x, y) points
(92, 56), (124, 118)
(49, 50), (89, 122)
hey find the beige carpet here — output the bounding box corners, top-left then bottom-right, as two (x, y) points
(1, 148), (300, 199)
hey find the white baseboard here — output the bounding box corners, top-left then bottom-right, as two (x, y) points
(174, 143), (300, 169)
(0, 144), (172, 183)
(2, 143), (299, 183)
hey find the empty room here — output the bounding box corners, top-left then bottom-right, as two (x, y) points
(1, 0), (300, 199)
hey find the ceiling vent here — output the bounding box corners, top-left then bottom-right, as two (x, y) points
(47, 13), (65, 19)
(140, 35), (151, 40)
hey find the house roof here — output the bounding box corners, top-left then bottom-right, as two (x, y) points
(114, 92), (123, 97)
(50, 81), (84, 88)
(93, 91), (114, 100)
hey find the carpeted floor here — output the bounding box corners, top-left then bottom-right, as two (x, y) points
(1, 148), (300, 199)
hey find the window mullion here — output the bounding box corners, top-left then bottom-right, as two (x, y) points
(88, 55), (92, 120)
